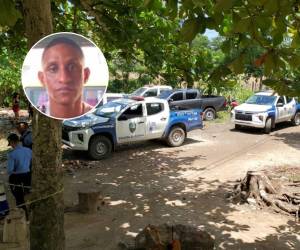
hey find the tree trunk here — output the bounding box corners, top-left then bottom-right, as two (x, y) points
(259, 75), (263, 91)
(22, 0), (65, 249)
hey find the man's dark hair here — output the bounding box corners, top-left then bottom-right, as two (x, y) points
(42, 37), (84, 62)
(7, 133), (19, 143)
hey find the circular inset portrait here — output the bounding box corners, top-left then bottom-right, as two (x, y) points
(22, 32), (109, 120)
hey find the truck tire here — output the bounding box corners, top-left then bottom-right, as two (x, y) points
(291, 112), (300, 126)
(203, 108), (216, 121)
(264, 118), (272, 134)
(88, 135), (112, 160)
(166, 126), (186, 147)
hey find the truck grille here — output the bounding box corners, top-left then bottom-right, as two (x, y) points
(235, 113), (252, 121)
(62, 130), (69, 141)
(62, 125), (81, 141)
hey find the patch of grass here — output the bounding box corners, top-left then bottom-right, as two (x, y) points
(214, 111), (231, 123)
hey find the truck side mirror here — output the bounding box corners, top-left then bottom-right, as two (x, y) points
(118, 114), (128, 121)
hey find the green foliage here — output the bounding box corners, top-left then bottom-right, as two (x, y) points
(0, 46), (26, 106)
(159, 0), (300, 96)
(222, 83), (254, 103)
(0, 0), (21, 27)
(1, 0), (299, 106)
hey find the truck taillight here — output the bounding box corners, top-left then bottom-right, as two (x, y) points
(223, 100), (227, 107)
(200, 112), (204, 119)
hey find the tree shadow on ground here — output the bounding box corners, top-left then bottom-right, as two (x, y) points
(272, 132), (300, 150)
(62, 137), (204, 161)
(229, 122), (294, 135)
(63, 145), (299, 250)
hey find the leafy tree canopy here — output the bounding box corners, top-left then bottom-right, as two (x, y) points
(152, 0), (300, 96)
(1, 0), (299, 100)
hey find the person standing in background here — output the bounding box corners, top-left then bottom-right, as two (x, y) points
(16, 122), (33, 149)
(12, 93), (20, 123)
(6, 133), (32, 219)
(27, 102), (34, 122)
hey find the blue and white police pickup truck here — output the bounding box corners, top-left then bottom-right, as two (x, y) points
(231, 91), (300, 133)
(62, 97), (203, 159)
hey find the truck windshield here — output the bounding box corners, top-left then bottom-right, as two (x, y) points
(131, 87), (147, 96)
(94, 102), (126, 118)
(246, 95), (277, 105)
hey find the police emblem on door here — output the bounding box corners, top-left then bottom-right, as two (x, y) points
(129, 122), (136, 133)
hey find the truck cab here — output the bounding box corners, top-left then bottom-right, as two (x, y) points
(231, 91), (300, 133)
(63, 97), (203, 159)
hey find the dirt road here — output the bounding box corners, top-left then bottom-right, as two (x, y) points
(62, 120), (300, 250)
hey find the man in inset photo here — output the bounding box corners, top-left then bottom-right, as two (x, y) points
(38, 37), (92, 119)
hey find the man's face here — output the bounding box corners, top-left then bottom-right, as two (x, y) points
(38, 43), (90, 106)
(16, 123), (27, 134)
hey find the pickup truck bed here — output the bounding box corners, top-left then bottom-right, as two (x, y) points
(159, 89), (226, 120)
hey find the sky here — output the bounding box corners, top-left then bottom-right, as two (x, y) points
(204, 29), (219, 40)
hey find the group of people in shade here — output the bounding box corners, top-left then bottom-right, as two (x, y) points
(5, 122), (32, 219)
(5, 36), (99, 218)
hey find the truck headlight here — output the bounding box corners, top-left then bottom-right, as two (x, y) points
(258, 115), (264, 121)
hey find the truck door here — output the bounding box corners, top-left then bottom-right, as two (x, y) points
(285, 97), (297, 120)
(185, 90), (199, 109)
(145, 102), (169, 139)
(116, 103), (146, 143)
(275, 96), (287, 122)
(169, 92), (184, 109)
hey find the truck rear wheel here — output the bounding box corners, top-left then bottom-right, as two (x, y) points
(88, 135), (112, 160)
(203, 108), (216, 121)
(166, 126), (186, 147)
(264, 118), (272, 134)
(292, 112), (300, 126)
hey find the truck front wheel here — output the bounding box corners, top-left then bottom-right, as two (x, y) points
(203, 108), (216, 121)
(292, 112), (300, 126)
(264, 118), (272, 134)
(88, 135), (112, 160)
(166, 126), (186, 147)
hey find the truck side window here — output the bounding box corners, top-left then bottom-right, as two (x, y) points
(144, 89), (157, 97)
(186, 92), (197, 99)
(146, 103), (164, 115)
(171, 93), (183, 101)
(277, 96), (285, 105)
(121, 104), (143, 119)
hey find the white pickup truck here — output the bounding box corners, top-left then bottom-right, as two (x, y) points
(63, 97), (203, 159)
(231, 91), (300, 133)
